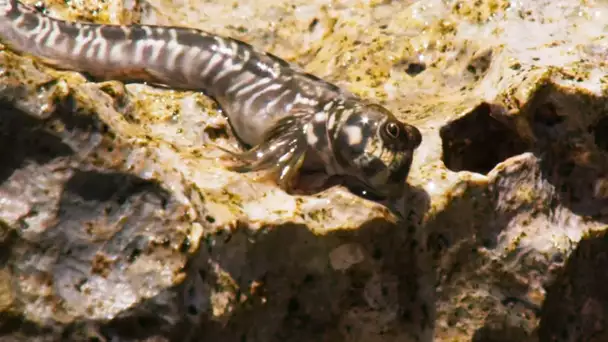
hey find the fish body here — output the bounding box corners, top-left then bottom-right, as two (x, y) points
(0, 0), (422, 197)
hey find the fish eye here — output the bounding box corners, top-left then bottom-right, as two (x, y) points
(384, 121), (400, 139)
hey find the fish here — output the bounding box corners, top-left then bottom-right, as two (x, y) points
(0, 0), (422, 198)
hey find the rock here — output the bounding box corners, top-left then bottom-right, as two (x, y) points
(1, 0), (608, 341)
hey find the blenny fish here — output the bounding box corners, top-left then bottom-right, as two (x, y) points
(0, 0), (422, 198)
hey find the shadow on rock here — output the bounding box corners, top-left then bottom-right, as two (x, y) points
(431, 80), (608, 340)
(2, 167), (190, 340)
(37, 184), (432, 342)
(182, 207), (431, 341)
(0, 107), (433, 341)
(537, 230), (608, 342)
(0, 101), (74, 183)
(424, 176), (540, 340)
(170, 182), (432, 342)
(526, 82), (608, 222)
(440, 81), (608, 223)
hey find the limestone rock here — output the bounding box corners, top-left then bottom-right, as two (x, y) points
(0, 0), (607, 341)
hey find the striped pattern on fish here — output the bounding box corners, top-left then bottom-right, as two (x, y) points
(0, 0), (422, 197)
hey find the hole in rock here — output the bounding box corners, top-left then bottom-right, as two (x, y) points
(204, 124), (229, 141)
(538, 231), (608, 341)
(530, 99), (567, 140)
(405, 62), (426, 76)
(440, 103), (530, 174)
(533, 101), (564, 127)
(0, 103), (74, 183)
(593, 116), (608, 152)
(466, 49), (493, 80)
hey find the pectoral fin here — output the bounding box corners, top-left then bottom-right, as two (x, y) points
(217, 114), (310, 192)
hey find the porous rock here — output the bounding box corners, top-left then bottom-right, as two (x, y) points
(0, 0), (607, 341)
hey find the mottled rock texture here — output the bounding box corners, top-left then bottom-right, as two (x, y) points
(0, 0), (607, 341)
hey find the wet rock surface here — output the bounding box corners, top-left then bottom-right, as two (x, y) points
(1, 0), (608, 341)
